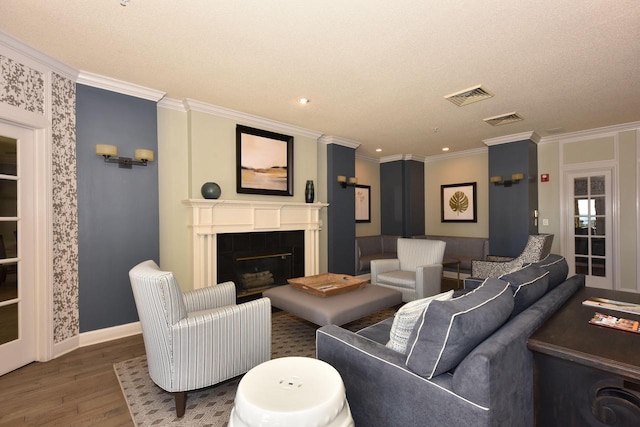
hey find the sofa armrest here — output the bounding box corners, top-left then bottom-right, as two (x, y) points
(182, 281), (236, 312)
(415, 264), (443, 299)
(316, 325), (487, 427)
(370, 258), (400, 283)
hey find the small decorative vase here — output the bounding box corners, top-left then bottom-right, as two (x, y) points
(305, 180), (315, 203)
(201, 182), (221, 199)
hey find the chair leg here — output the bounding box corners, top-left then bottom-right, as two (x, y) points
(174, 391), (187, 417)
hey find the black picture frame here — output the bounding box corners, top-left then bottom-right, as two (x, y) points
(355, 184), (371, 223)
(441, 182), (477, 222)
(236, 125), (294, 196)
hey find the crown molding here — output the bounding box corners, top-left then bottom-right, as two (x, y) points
(184, 98), (323, 139)
(77, 71), (165, 102)
(317, 135), (361, 149)
(538, 121), (640, 144)
(483, 131), (540, 146)
(355, 153), (379, 163)
(423, 146), (487, 162)
(0, 30), (78, 80)
(379, 154), (425, 163)
(157, 97), (187, 112)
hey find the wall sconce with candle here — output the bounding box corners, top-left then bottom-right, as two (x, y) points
(490, 173), (525, 187)
(337, 175), (357, 188)
(96, 144), (154, 169)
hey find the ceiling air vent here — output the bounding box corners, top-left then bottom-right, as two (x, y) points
(444, 85), (493, 107)
(483, 112), (524, 126)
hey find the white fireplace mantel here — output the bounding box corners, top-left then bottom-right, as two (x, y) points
(183, 199), (328, 288)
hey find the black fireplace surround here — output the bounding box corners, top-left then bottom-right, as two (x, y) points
(217, 231), (305, 297)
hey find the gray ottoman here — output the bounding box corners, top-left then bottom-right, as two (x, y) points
(264, 284), (402, 326)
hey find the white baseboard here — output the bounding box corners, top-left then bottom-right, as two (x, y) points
(79, 321), (142, 348)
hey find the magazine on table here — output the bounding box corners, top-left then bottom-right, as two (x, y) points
(582, 297), (640, 316)
(589, 312), (640, 333)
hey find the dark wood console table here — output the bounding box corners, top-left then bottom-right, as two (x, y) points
(528, 287), (640, 426)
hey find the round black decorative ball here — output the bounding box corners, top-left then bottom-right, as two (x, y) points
(201, 182), (221, 199)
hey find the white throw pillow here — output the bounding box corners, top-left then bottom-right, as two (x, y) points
(386, 290), (454, 354)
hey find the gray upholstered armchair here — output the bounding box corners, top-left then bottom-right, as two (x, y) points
(129, 260), (271, 417)
(470, 234), (554, 279)
(370, 238), (446, 302)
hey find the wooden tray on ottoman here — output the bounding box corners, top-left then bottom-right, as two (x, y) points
(288, 273), (368, 297)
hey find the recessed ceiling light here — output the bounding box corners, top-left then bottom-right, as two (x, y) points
(442, 147), (450, 152)
(376, 148), (382, 152)
(298, 98), (310, 105)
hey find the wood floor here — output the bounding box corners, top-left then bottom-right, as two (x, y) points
(0, 277), (462, 426)
(0, 334), (146, 426)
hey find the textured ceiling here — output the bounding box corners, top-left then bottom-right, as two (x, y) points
(1, 0), (639, 158)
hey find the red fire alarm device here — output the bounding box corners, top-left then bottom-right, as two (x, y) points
(541, 173), (549, 182)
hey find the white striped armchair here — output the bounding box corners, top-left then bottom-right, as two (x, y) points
(129, 260), (271, 417)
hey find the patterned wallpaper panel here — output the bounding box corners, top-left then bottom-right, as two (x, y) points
(51, 73), (79, 343)
(0, 53), (79, 345)
(0, 55), (45, 114)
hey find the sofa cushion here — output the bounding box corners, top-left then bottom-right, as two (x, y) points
(499, 265), (549, 316)
(359, 253), (397, 275)
(386, 290), (454, 354)
(405, 278), (513, 379)
(524, 254), (568, 290)
(377, 270), (416, 289)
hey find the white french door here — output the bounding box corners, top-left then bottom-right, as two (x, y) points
(0, 122), (36, 375)
(564, 169), (614, 289)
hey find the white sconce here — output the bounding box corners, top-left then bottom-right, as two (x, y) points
(337, 175), (357, 188)
(96, 144), (154, 169)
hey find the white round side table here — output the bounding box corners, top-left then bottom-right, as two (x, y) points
(229, 356), (354, 427)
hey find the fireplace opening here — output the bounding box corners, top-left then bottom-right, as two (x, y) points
(217, 231), (304, 297)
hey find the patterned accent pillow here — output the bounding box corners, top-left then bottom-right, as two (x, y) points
(499, 264), (549, 316)
(386, 290), (454, 354)
(405, 278), (513, 379)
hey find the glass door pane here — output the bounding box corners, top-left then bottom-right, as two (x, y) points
(568, 172), (612, 288)
(0, 135), (18, 346)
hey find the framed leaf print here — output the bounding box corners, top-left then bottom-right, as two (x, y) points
(441, 182), (477, 222)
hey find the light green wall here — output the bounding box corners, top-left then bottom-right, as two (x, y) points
(618, 130), (637, 293)
(537, 141), (562, 254)
(157, 107), (191, 290)
(355, 157), (381, 237)
(540, 129), (639, 292)
(563, 136), (615, 163)
(424, 151), (489, 238)
(158, 106), (322, 289)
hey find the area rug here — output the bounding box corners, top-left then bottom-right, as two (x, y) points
(114, 308), (397, 427)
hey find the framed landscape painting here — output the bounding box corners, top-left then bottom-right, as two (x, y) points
(441, 182), (477, 222)
(236, 125), (294, 196)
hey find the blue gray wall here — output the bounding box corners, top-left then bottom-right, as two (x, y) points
(381, 160), (425, 237)
(488, 140), (538, 257)
(76, 85), (159, 332)
(327, 144), (356, 274)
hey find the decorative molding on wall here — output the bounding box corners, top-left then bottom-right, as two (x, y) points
(424, 147), (487, 163)
(79, 321), (141, 348)
(379, 153), (426, 163)
(483, 131), (541, 146)
(0, 30), (77, 81)
(157, 97), (187, 112)
(317, 135), (361, 149)
(184, 98), (323, 139)
(538, 120), (640, 145)
(77, 71), (166, 102)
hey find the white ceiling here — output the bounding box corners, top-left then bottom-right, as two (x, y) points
(1, 0), (639, 159)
